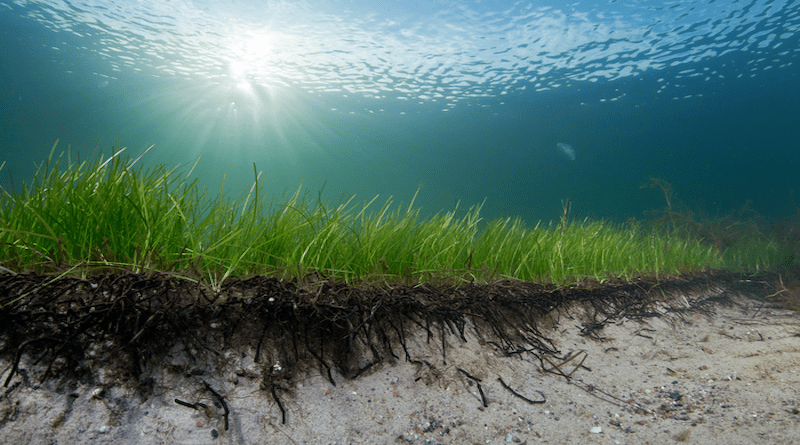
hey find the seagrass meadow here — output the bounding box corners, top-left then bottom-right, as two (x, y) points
(0, 141), (790, 285)
(1, 142), (798, 429)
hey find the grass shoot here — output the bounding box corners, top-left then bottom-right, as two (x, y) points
(0, 142), (793, 290)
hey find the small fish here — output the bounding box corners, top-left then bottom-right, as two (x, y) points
(557, 142), (576, 161)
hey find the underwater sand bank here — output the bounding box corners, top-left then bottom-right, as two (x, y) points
(1, 272), (799, 444)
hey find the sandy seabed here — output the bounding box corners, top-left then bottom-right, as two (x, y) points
(2, 288), (800, 445)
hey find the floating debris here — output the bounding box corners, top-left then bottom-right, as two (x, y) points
(557, 142), (576, 160)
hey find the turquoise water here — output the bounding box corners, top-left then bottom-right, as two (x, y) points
(1, 0), (799, 224)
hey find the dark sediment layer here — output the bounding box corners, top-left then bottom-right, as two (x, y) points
(0, 270), (790, 425)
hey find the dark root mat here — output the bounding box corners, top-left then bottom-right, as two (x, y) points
(0, 270), (786, 422)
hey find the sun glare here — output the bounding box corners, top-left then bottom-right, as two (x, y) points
(229, 60), (248, 79)
(154, 25), (325, 171)
(220, 29), (291, 111)
(226, 30), (281, 83)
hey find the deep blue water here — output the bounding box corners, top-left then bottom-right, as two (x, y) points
(2, 0), (799, 225)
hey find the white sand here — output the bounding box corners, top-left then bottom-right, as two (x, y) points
(2, 294), (799, 444)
